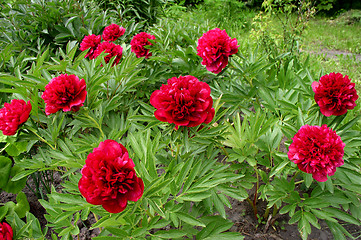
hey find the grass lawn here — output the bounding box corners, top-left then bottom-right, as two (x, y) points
(300, 13), (361, 89)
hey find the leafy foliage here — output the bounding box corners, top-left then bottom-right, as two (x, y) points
(0, 1), (360, 240)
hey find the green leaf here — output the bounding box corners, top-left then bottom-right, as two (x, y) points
(269, 160), (289, 178)
(11, 169), (38, 181)
(204, 232), (244, 240)
(279, 204), (295, 215)
(298, 214), (311, 240)
(323, 208), (360, 225)
(176, 212), (206, 227)
(0, 156), (12, 189)
(4, 165), (27, 194)
(91, 216), (127, 230)
(289, 210), (302, 224)
(179, 191), (212, 202)
(304, 212), (320, 229)
(51, 193), (88, 205)
(105, 228), (128, 237)
(93, 237), (123, 240)
(325, 221), (347, 240)
(153, 229), (187, 238)
(14, 192), (30, 218)
(303, 173), (313, 188)
(0, 205), (9, 222)
(310, 209), (337, 222)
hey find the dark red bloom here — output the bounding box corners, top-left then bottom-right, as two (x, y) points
(80, 34), (101, 59)
(130, 32), (155, 58)
(0, 222), (13, 240)
(197, 28), (239, 74)
(41, 74), (87, 115)
(150, 75), (215, 128)
(0, 99), (31, 136)
(78, 140), (144, 213)
(288, 125), (345, 182)
(94, 41), (123, 66)
(312, 72), (358, 117)
(102, 24), (125, 42)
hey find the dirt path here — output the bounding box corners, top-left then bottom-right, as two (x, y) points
(302, 48), (361, 61)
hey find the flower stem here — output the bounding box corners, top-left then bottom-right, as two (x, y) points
(28, 128), (56, 150)
(85, 113), (105, 140)
(247, 197), (258, 220)
(0, 142), (10, 154)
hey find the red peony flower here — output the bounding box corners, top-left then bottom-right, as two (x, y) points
(197, 28), (239, 74)
(0, 222), (13, 240)
(288, 125), (345, 182)
(0, 99), (31, 136)
(312, 72), (358, 117)
(78, 140), (144, 213)
(80, 34), (101, 59)
(130, 32), (155, 58)
(93, 41), (123, 66)
(102, 24), (125, 42)
(42, 74), (87, 115)
(150, 75), (215, 128)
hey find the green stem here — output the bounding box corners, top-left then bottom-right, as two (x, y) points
(272, 205), (278, 217)
(0, 142), (10, 154)
(264, 207), (270, 219)
(247, 197), (258, 220)
(28, 128), (56, 150)
(291, 171), (300, 182)
(94, 213), (99, 222)
(86, 113), (105, 139)
(254, 168), (259, 207)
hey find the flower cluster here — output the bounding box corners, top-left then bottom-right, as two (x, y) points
(78, 140), (144, 213)
(41, 74), (87, 115)
(0, 222), (13, 240)
(80, 23), (124, 65)
(130, 32), (156, 58)
(0, 99), (32, 136)
(150, 75), (215, 128)
(288, 125), (345, 182)
(197, 28), (239, 74)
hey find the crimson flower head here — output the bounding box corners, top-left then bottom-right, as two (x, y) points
(78, 140), (144, 213)
(150, 75), (215, 128)
(312, 72), (358, 117)
(130, 32), (155, 58)
(94, 41), (123, 66)
(80, 34), (101, 59)
(102, 24), (125, 42)
(42, 74), (87, 115)
(0, 99), (31, 136)
(0, 222), (13, 240)
(197, 28), (239, 74)
(288, 125), (345, 182)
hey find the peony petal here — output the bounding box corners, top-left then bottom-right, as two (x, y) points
(311, 81), (319, 92)
(312, 170), (328, 182)
(102, 197), (128, 213)
(126, 177), (144, 202)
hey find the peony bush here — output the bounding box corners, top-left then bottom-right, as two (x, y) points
(0, 5), (360, 240)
